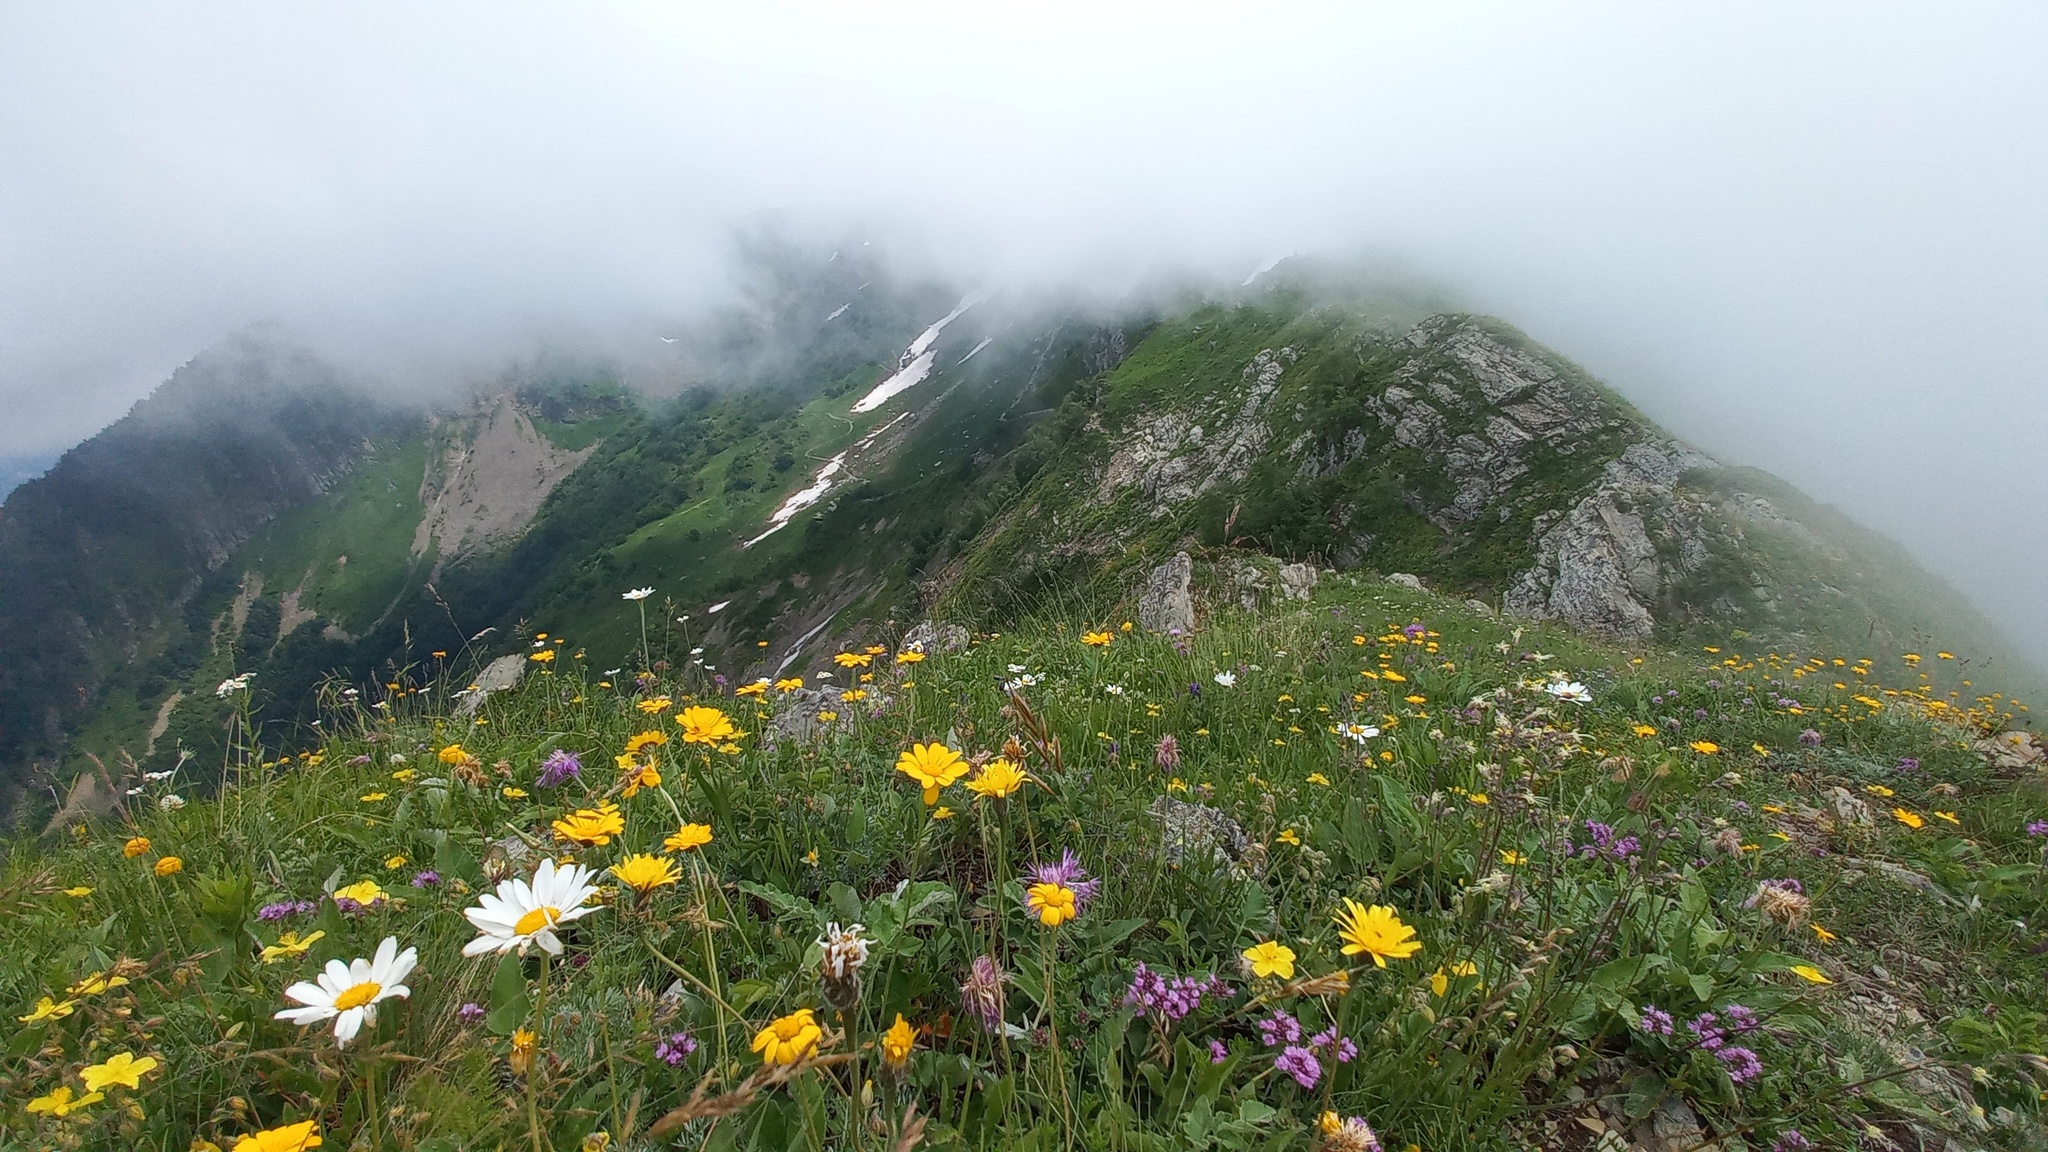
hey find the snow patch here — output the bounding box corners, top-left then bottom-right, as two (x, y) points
(958, 337), (993, 365)
(707, 600), (730, 613)
(849, 293), (984, 414)
(825, 303), (850, 321)
(744, 412), (914, 548)
(1242, 254), (1288, 286)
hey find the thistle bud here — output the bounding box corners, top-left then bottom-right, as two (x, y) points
(817, 922), (870, 1012)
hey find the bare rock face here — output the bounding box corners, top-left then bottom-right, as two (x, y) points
(1097, 348), (1292, 515)
(413, 395), (595, 575)
(1137, 552), (1196, 634)
(1385, 572), (1425, 591)
(1504, 443), (1717, 640)
(1148, 795), (1254, 874)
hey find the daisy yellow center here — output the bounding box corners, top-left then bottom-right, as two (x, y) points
(332, 981), (382, 1011)
(514, 906), (563, 936)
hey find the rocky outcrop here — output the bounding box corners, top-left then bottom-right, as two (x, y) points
(1503, 443), (1716, 639)
(901, 620), (970, 655)
(1137, 552), (1195, 633)
(413, 395), (594, 572)
(1097, 348), (1292, 515)
(456, 654), (527, 716)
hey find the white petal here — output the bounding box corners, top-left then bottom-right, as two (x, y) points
(384, 947), (419, 985)
(373, 936), (398, 971)
(381, 983), (412, 1001)
(277, 1005), (335, 1025)
(334, 1007), (364, 1046)
(463, 934), (510, 957)
(282, 981), (330, 1007)
(323, 958), (354, 988)
(535, 928), (563, 956)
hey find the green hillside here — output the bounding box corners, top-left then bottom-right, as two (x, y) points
(3, 566), (2043, 1149)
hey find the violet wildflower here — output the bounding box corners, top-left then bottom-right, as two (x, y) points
(457, 1002), (486, 1024)
(411, 870), (441, 888)
(1258, 1012), (1302, 1047)
(1209, 1039), (1229, 1064)
(537, 749), (582, 788)
(1310, 1027), (1358, 1063)
(1799, 728), (1822, 747)
(1124, 964), (1228, 1025)
(654, 1031), (698, 1065)
(1274, 1044), (1322, 1089)
(257, 900), (316, 922)
(1772, 1130), (1811, 1152)
(1637, 1006), (1675, 1035)
(1404, 623), (1426, 639)
(1688, 1011), (1726, 1050)
(1026, 850), (1102, 912)
(1716, 1045), (1763, 1083)
(2027, 820), (2048, 837)
(1894, 756), (1920, 773)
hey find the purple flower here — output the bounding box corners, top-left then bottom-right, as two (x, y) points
(1209, 1039), (1229, 1064)
(1155, 734), (1181, 772)
(1403, 623), (1426, 639)
(1716, 1045), (1762, 1083)
(1637, 1006), (1675, 1036)
(537, 749), (582, 788)
(1188, 682), (1201, 698)
(1026, 850), (1101, 912)
(411, 870), (441, 888)
(1799, 728), (1822, 747)
(1257, 1012), (1302, 1047)
(2027, 820), (2048, 838)
(1894, 757), (1920, 774)
(1772, 1129), (1810, 1152)
(1577, 821), (1640, 862)
(654, 1031), (698, 1065)
(961, 956), (1009, 1031)
(1124, 964), (1229, 1025)
(257, 900), (316, 922)
(1688, 1012), (1726, 1050)
(458, 1002), (486, 1024)
(1310, 1027), (1358, 1063)
(1274, 1044), (1322, 1089)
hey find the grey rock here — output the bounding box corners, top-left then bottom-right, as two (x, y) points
(1632, 1093), (1712, 1152)
(1276, 562), (1319, 601)
(1385, 572), (1424, 591)
(457, 654), (528, 715)
(1464, 598), (1496, 616)
(1829, 786), (1875, 826)
(901, 620), (969, 655)
(1137, 551), (1196, 634)
(1147, 795), (1253, 873)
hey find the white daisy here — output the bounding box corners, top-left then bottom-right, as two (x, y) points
(1545, 680), (1593, 704)
(1341, 723), (1381, 744)
(1212, 671), (1238, 688)
(622, 587), (655, 601)
(461, 858), (601, 957)
(275, 936), (416, 1047)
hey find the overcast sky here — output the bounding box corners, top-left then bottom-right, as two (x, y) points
(2, 2), (2044, 666)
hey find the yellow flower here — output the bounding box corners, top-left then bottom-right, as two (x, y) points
(438, 744), (468, 765)
(528, 649), (556, 663)
(1632, 725), (1657, 738)
(1306, 772), (1331, 787)
(841, 689), (867, 702)
(618, 760), (661, 798)
(68, 971), (129, 997)
(384, 855), (407, 870)
(1241, 940), (1297, 980)
(896, 742), (969, 804)
(1467, 792), (1489, 806)
(1690, 741), (1720, 755)
(1789, 964), (1833, 985)
(154, 856), (185, 877)
(1892, 808), (1924, 830)
(932, 806), (956, 820)
(1381, 669), (1406, 683)
(25, 1085), (104, 1117)
(333, 879), (386, 906)
(1933, 811), (1960, 826)
(735, 679), (769, 697)
(964, 758), (1028, 800)
(260, 930), (326, 964)
(18, 995), (79, 1023)
(833, 652), (873, 668)
(360, 792), (388, 802)
(665, 823), (714, 852)
(636, 696), (673, 715)
(551, 803), (625, 846)
(510, 1028), (538, 1076)
(752, 1008), (823, 1064)
(232, 1120), (324, 1152)
(80, 1050), (159, 1091)
(880, 1013), (916, 1065)
(1812, 924), (1837, 944)
(502, 786), (528, 799)
(676, 706), (739, 746)
(122, 836), (151, 858)
(1081, 630), (1113, 647)
(1863, 783), (1895, 798)
(610, 854), (682, 895)
(622, 731), (674, 761)
(1499, 850), (1528, 866)
(1276, 829), (1301, 846)
(895, 650), (926, 665)
(1026, 882), (1078, 927)
(774, 678), (805, 691)
(1334, 899), (1422, 968)
(62, 886), (93, 897)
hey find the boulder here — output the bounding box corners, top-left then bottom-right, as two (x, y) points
(901, 620), (969, 655)
(1276, 562), (1319, 601)
(1137, 552), (1196, 634)
(1385, 572), (1424, 591)
(457, 654), (527, 716)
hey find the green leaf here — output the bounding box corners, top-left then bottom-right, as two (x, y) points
(486, 951), (530, 1035)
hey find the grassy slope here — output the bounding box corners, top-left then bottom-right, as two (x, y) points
(3, 568), (2042, 1150)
